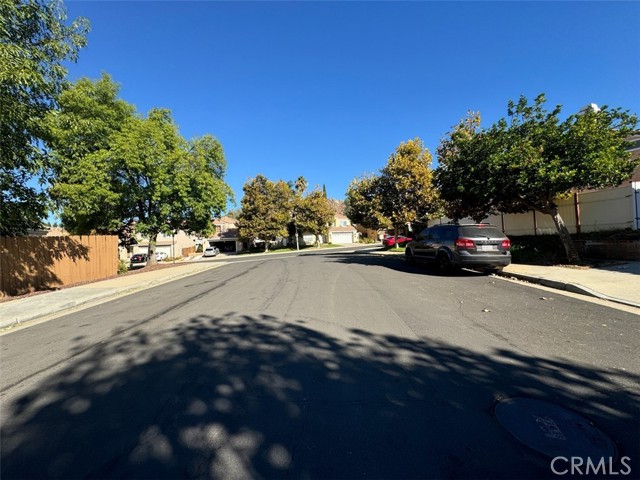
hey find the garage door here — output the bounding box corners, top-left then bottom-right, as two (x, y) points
(331, 232), (353, 244)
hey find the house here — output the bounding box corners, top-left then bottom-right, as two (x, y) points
(328, 213), (358, 244)
(300, 208), (359, 246)
(207, 216), (244, 253)
(134, 230), (200, 259)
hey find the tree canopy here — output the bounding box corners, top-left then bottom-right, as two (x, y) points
(345, 139), (440, 244)
(0, 0), (89, 235)
(238, 175), (337, 250)
(378, 138), (440, 234)
(436, 94), (639, 262)
(298, 188), (335, 247)
(344, 174), (388, 231)
(47, 76), (232, 263)
(47, 74), (135, 235)
(238, 175), (293, 252)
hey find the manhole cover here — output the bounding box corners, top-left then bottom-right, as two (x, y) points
(494, 398), (617, 459)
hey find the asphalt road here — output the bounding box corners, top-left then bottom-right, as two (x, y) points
(1, 250), (639, 479)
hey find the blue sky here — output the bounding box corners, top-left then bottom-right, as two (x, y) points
(63, 1), (640, 209)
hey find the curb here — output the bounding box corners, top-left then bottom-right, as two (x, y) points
(497, 271), (640, 309)
(0, 263), (223, 331)
(0, 288), (122, 330)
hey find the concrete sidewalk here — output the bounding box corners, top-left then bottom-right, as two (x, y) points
(499, 262), (640, 309)
(0, 261), (224, 331)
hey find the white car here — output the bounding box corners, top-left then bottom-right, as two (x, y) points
(203, 247), (219, 257)
(156, 251), (168, 261)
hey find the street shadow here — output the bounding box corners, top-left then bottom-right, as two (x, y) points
(318, 251), (483, 278)
(0, 236), (90, 297)
(2, 313), (638, 479)
(596, 261), (640, 277)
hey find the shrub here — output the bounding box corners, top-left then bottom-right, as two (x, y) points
(509, 235), (566, 265)
(117, 259), (129, 275)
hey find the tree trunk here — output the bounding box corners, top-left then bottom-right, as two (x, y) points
(549, 207), (581, 264)
(314, 234), (320, 248)
(147, 234), (158, 266)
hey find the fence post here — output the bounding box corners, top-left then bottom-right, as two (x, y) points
(574, 192), (581, 236)
(633, 183), (640, 230)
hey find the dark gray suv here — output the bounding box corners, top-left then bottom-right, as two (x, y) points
(405, 224), (511, 274)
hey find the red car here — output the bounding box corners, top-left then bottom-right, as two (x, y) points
(383, 235), (412, 247)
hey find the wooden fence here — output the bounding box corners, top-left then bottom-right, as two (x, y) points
(0, 235), (118, 297)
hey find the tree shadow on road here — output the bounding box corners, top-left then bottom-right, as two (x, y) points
(317, 251), (484, 278)
(2, 313), (638, 479)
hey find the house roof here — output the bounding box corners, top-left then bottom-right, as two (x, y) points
(214, 216), (238, 226)
(211, 231), (239, 240)
(329, 199), (345, 215)
(329, 226), (357, 233)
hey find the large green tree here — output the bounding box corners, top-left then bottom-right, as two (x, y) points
(106, 109), (232, 264)
(47, 77), (233, 264)
(378, 138), (440, 246)
(169, 134), (233, 236)
(298, 188), (335, 247)
(436, 95), (639, 263)
(238, 175), (293, 252)
(344, 174), (388, 231)
(0, 0), (89, 235)
(435, 112), (501, 223)
(47, 74), (135, 235)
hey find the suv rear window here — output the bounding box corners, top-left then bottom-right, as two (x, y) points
(460, 226), (505, 238)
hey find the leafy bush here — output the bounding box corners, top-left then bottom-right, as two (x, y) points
(117, 259), (129, 275)
(509, 235), (566, 265)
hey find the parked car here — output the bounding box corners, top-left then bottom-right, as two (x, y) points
(203, 246), (219, 257)
(383, 235), (412, 248)
(404, 223), (511, 274)
(156, 251), (168, 261)
(129, 253), (147, 266)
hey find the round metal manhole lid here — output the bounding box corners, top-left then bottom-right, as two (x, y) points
(494, 398), (617, 459)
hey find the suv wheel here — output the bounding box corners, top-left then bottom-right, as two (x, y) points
(437, 252), (452, 274)
(405, 248), (415, 264)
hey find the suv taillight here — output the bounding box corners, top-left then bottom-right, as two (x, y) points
(455, 238), (475, 249)
(501, 239), (511, 249)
